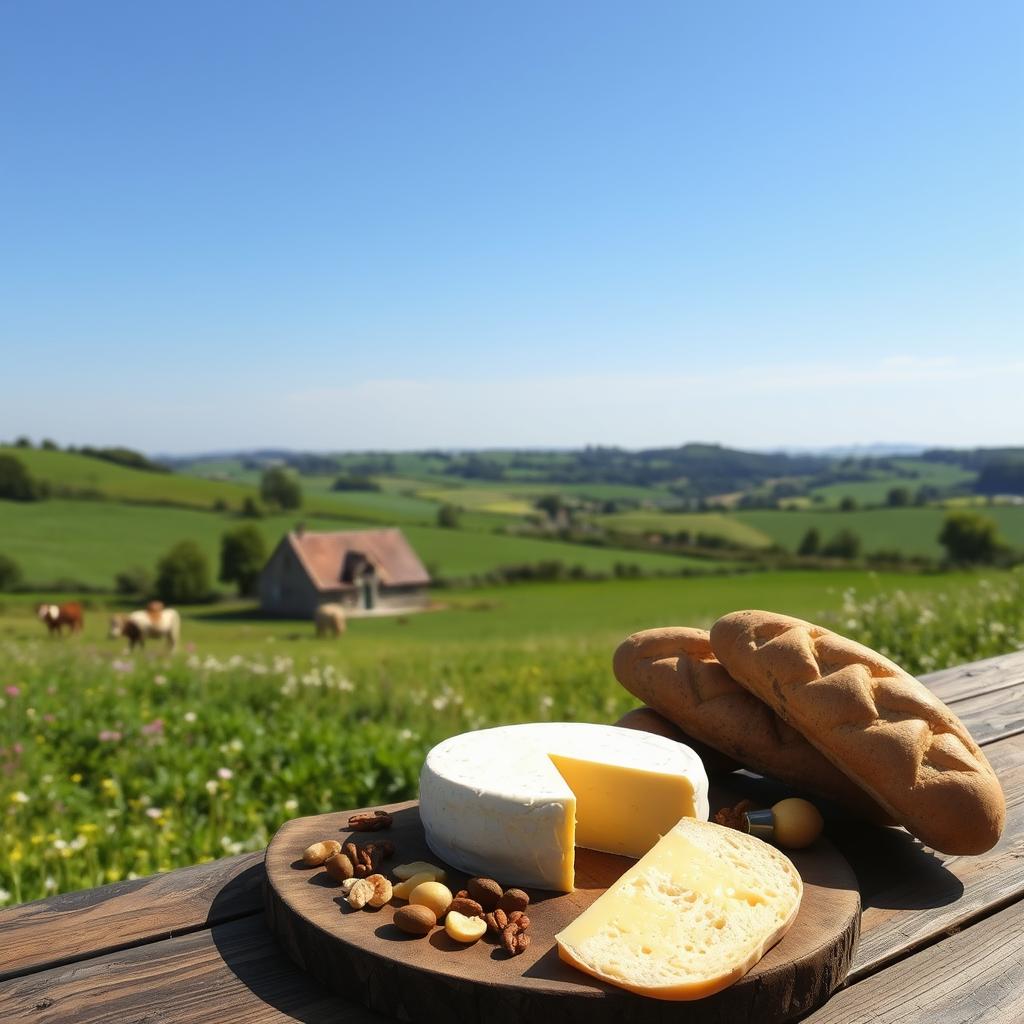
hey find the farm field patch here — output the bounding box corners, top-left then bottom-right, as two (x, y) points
(806, 459), (977, 507)
(595, 511), (776, 549)
(736, 506), (1024, 557)
(0, 500), (714, 590)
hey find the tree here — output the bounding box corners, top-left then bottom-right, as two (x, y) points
(838, 496), (858, 511)
(0, 554), (22, 591)
(240, 496), (264, 518)
(938, 511), (1004, 564)
(260, 467), (302, 510)
(797, 527), (821, 556)
(114, 565), (154, 597)
(886, 487), (911, 507)
(0, 454), (41, 501)
(40, 438), (59, 451)
(155, 540), (211, 603)
(822, 529), (861, 559)
(437, 504), (461, 529)
(219, 525), (267, 596)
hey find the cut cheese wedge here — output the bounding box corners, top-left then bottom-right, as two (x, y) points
(419, 722), (709, 891)
(556, 818), (802, 1000)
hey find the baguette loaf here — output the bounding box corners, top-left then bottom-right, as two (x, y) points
(614, 627), (891, 822)
(614, 706), (741, 776)
(710, 610), (1005, 855)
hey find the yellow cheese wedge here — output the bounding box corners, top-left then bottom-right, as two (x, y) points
(555, 818), (802, 1000)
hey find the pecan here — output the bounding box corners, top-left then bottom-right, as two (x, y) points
(484, 908), (508, 934)
(714, 799), (756, 832)
(348, 810), (393, 832)
(501, 925), (531, 956)
(455, 889), (470, 900)
(353, 863), (371, 878)
(507, 911), (530, 930)
(343, 841), (360, 864)
(449, 896), (484, 918)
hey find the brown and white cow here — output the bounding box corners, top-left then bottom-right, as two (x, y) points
(37, 602), (84, 635)
(109, 603), (181, 651)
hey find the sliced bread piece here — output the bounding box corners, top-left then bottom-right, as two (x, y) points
(555, 817), (802, 1000)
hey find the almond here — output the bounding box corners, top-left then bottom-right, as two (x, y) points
(394, 903), (436, 936)
(323, 852), (355, 882)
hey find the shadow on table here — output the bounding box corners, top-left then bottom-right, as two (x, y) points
(206, 863), (384, 1024)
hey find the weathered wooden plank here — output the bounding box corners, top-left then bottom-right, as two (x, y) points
(802, 897), (1024, 1023)
(921, 649), (1024, 705)
(949, 681), (1024, 746)
(0, 914), (382, 1024)
(0, 851), (264, 982)
(839, 730), (1024, 979)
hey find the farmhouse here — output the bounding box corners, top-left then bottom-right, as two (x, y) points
(259, 528), (431, 618)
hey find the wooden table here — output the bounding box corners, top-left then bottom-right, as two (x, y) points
(2, 650), (1023, 1023)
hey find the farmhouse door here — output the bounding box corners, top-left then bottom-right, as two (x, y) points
(362, 579), (375, 610)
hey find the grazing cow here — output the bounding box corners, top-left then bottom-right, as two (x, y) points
(314, 603), (347, 637)
(37, 602), (84, 635)
(109, 603), (181, 652)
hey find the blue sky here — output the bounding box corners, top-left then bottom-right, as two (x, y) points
(2, 1), (1021, 452)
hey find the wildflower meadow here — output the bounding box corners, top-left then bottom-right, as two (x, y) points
(1, 569), (1021, 906)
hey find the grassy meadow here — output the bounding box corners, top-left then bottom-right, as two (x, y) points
(2, 567), (1023, 906)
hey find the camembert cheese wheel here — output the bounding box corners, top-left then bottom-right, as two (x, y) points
(418, 722), (709, 891)
(556, 818), (803, 999)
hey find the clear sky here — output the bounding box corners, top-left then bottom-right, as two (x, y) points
(2, 1), (1021, 453)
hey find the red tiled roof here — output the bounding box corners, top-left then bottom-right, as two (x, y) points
(287, 529), (430, 591)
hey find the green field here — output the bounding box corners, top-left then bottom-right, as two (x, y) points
(595, 511), (775, 548)
(2, 567), (1021, 906)
(736, 506), (1024, 557)
(806, 459), (977, 508)
(0, 500), (716, 589)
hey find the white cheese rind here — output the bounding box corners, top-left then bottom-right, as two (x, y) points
(418, 722), (709, 891)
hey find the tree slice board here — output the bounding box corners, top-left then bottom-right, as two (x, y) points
(265, 799), (859, 1024)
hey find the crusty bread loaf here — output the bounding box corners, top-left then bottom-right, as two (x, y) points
(710, 610), (1005, 855)
(614, 706), (741, 776)
(556, 817), (802, 999)
(614, 627), (891, 822)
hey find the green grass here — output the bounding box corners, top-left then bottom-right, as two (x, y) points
(595, 511), (775, 549)
(735, 506), (1024, 557)
(807, 459), (976, 508)
(0, 500), (716, 589)
(1, 567), (1020, 906)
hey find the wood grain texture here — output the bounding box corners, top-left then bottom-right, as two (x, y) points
(801, 897), (1024, 1024)
(950, 682), (1024, 746)
(0, 915), (379, 1024)
(265, 801), (859, 1024)
(921, 649), (1024, 706)
(842, 730), (1024, 979)
(0, 851), (264, 982)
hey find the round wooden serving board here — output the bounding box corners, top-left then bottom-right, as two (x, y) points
(265, 800), (859, 1024)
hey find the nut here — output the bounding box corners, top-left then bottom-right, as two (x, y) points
(496, 888), (530, 914)
(455, 889), (469, 899)
(394, 861), (446, 882)
(393, 872), (436, 900)
(323, 852), (355, 882)
(343, 841), (360, 865)
(714, 799), (756, 832)
(501, 927), (531, 956)
(348, 810), (394, 832)
(466, 877), (503, 912)
(408, 881), (453, 919)
(484, 908), (508, 934)
(346, 878), (375, 910)
(449, 896), (484, 918)
(393, 904), (436, 936)
(445, 910), (487, 943)
(507, 911), (530, 929)
(366, 873), (393, 908)
(302, 840), (342, 866)
(353, 863), (371, 878)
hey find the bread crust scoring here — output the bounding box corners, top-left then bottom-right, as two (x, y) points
(613, 626), (891, 823)
(709, 610), (1005, 855)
